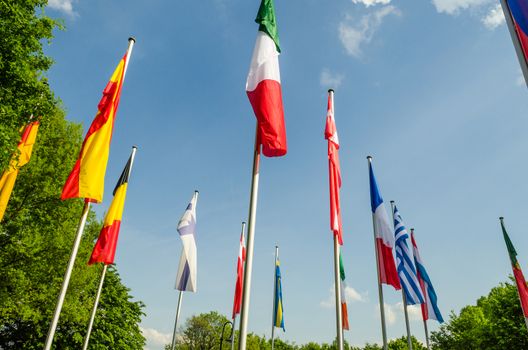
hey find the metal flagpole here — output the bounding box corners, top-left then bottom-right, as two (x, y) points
(389, 201), (412, 350)
(238, 128), (261, 350)
(171, 291), (184, 350)
(44, 37), (136, 350)
(334, 235), (344, 350)
(367, 156), (388, 350)
(423, 319), (430, 350)
(44, 201), (91, 350)
(82, 264), (108, 350)
(500, 0), (528, 88)
(271, 246), (279, 350)
(82, 146), (137, 350)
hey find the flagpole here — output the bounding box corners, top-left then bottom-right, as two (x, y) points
(44, 201), (91, 350)
(367, 156), (388, 350)
(500, 0), (528, 88)
(423, 319), (430, 350)
(82, 264), (108, 350)
(123, 37), (136, 79)
(334, 234), (344, 350)
(390, 201), (413, 350)
(271, 246), (278, 350)
(238, 127), (261, 350)
(171, 291), (184, 350)
(231, 315), (237, 350)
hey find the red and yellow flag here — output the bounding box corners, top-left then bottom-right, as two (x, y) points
(61, 53), (128, 203)
(0, 121), (40, 221)
(88, 151), (134, 265)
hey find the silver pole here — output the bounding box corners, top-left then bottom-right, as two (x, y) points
(122, 37), (136, 82)
(500, 0), (528, 88)
(423, 319), (430, 350)
(82, 264), (108, 350)
(271, 246), (278, 350)
(389, 201), (412, 350)
(333, 235), (344, 350)
(238, 128), (261, 350)
(44, 201), (91, 350)
(171, 291), (184, 350)
(367, 156), (388, 350)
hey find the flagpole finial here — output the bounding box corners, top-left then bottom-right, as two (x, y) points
(410, 228), (414, 232)
(328, 89), (334, 93)
(128, 37), (136, 43)
(367, 155), (373, 162)
(499, 217), (504, 221)
(132, 145), (138, 150)
(194, 190), (199, 194)
(390, 200), (395, 204)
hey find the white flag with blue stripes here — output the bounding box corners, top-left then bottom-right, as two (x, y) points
(393, 204), (424, 305)
(175, 191), (198, 292)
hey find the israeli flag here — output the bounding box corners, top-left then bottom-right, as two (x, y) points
(175, 191), (198, 292)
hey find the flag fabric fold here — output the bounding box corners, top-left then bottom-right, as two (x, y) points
(61, 52), (128, 203)
(393, 205), (425, 305)
(175, 192), (198, 292)
(0, 121), (39, 221)
(246, 0), (287, 157)
(368, 161), (401, 290)
(232, 228), (246, 319)
(500, 218), (528, 324)
(273, 258), (285, 331)
(339, 253), (350, 331)
(325, 91), (343, 245)
(411, 230), (444, 323)
(88, 152), (134, 265)
(504, 0), (528, 66)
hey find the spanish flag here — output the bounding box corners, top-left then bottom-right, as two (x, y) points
(0, 121), (40, 221)
(61, 51), (130, 203)
(88, 149), (135, 265)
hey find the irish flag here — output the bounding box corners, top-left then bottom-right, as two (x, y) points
(500, 217), (528, 328)
(246, 0), (287, 157)
(368, 157), (401, 290)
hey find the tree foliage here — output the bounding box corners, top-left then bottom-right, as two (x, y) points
(431, 280), (528, 350)
(0, 1), (145, 348)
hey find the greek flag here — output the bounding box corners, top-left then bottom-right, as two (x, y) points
(175, 191), (198, 292)
(393, 204), (424, 305)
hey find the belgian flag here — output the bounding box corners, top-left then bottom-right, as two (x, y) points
(89, 149), (135, 265)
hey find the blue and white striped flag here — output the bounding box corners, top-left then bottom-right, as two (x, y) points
(393, 204), (424, 305)
(175, 191), (198, 292)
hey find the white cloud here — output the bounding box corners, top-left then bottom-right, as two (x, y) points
(47, 0), (76, 16)
(352, 0), (392, 7)
(320, 284), (367, 308)
(339, 5), (401, 58)
(482, 4), (505, 29)
(375, 302), (423, 324)
(431, 0), (491, 15)
(320, 68), (345, 89)
(141, 327), (172, 348)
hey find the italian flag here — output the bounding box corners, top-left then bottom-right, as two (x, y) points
(500, 217), (528, 328)
(339, 253), (350, 330)
(246, 0), (287, 157)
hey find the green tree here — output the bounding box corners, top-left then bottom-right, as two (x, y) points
(0, 1), (145, 348)
(388, 336), (426, 350)
(431, 280), (528, 350)
(177, 311), (231, 349)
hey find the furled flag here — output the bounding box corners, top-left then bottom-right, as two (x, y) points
(325, 90), (343, 245)
(501, 0), (528, 85)
(88, 149), (135, 265)
(232, 226), (246, 319)
(410, 230), (444, 323)
(246, 0), (287, 157)
(175, 192), (198, 292)
(273, 258), (285, 331)
(339, 253), (350, 331)
(500, 217), (528, 327)
(368, 160), (401, 290)
(393, 205), (425, 305)
(0, 121), (39, 221)
(61, 52), (130, 203)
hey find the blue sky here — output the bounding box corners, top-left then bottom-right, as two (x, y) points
(44, 0), (528, 348)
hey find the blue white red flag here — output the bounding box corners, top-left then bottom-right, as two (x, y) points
(175, 191), (198, 292)
(502, 0), (528, 83)
(411, 230), (444, 323)
(392, 205), (425, 305)
(368, 159), (401, 290)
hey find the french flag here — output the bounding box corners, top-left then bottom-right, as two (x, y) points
(368, 158), (401, 290)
